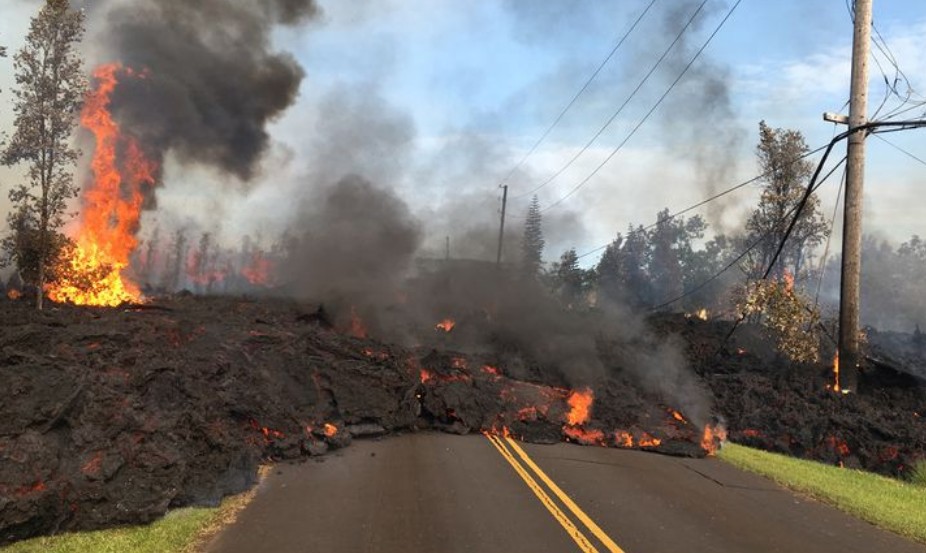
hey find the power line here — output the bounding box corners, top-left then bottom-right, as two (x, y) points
(649, 155), (847, 311)
(510, 0), (710, 201)
(538, 0), (742, 214)
(872, 132), (926, 168)
(576, 141), (828, 261)
(497, 0), (658, 190)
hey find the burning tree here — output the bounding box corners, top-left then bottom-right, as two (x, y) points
(1, 0), (87, 309)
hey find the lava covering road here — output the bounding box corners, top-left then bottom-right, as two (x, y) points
(1, 295), (924, 545)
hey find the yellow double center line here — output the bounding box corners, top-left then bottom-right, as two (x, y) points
(484, 433), (625, 553)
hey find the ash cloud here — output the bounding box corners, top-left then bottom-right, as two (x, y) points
(97, 0), (318, 181)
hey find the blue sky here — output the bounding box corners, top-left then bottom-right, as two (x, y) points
(1, 0), (925, 263)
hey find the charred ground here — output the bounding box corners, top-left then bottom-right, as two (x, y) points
(1, 295), (924, 545)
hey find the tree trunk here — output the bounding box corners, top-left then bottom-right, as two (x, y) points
(37, 260), (45, 310)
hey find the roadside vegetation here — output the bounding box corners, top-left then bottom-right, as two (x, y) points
(719, 443), (926, 543)
(2, 490), (255, 553)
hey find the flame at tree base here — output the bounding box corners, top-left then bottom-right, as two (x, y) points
(48, 242), (140, 307)
(46, 63), (153, 307)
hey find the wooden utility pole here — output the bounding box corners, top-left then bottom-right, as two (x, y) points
(839, 0), (872, 391)
(496, 185), (508, 266)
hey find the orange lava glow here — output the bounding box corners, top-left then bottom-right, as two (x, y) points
(670, 409), (686, 423)
(323, 423), (338, 437)
(614, 430), (634, 448)
(349, 307), (367, 338)
(565, 388), (593, 426)
(420, 369), (433, 383)
(6, 289), (21, 300)
(638, 432), (662, 448)
(48, 64), (153, 307)
(435, 318), (456, 332)
(700, 424), (727, 456)
(481, 365), (501, 377)
(563, 425), (606, 445)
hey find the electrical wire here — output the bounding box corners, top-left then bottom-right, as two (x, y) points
(497, 0), (658, 191)
(509, 0), (710, 202)
(872, 132), (926, 168)
(537, 0), (741, 214)
(575, 141), (828, 261)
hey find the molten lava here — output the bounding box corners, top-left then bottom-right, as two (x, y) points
(435, 318), (456, 332)
(323, 423), (338, 438)
(565, 388), (593, 426)
(614, 430), (634, 448)
(700, 424), (727, 456)
(563, 425), (606, 446)
(48, 63), (154, 307)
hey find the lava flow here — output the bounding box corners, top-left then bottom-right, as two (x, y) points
(47, 64), (155, 307)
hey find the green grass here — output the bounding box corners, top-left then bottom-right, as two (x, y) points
(910, 459), (926, 488)
(719, 443), (926, 543)
(1, 491), (255, 553)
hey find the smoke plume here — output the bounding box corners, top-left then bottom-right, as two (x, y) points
(98, 0), (318, 182)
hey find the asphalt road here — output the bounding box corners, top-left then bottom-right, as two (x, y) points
(206, 433), (926, 553)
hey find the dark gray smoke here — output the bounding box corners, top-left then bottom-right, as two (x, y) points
(656, 0), (744, 231)
(282, 174), (422, 327)
(99, 0), (318, 181)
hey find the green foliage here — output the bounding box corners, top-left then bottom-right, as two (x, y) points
(520, 194), (544, 279)
(721, 443), (926, 544)
(735, 275), (821, 363)
(549, 247), (592, 308)
(910, 459), (926, 488)
(745, 121), (828, 281)
(2, 0), (87, 308)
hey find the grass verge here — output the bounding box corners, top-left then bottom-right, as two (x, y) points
(719, 443), (926, 543)
(1, 488), (256, 553)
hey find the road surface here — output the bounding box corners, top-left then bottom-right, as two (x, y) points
(206, 433), (926, 553)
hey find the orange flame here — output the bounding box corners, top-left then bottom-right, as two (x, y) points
(614, 430), (634, 448)
(7, 289), (21, 300)
(242, 251), (272, 286)
(435, 318), (456, 332)
(48, 64), (153, 306)
(563, 425), (606, 446)
(832, 351), (841, 393)
(638, 432), (662, 448)
(782, 270), (794, 293)
(670, 409), (686, 423)
(565, 388), (593, 426)
(323, 423), (338, 437)
(700, 424), (727, 456)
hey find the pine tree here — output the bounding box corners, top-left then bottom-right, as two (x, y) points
(551, 248), (589, 308)
(1, 0), (87, 309)
(745, 121), (828, 281)
(520, 194), (544, 279)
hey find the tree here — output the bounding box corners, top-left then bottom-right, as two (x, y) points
(520, 194), (544, 279)
(1, 0), (87, 309)
(550, 248), (590, 308)
(745, 121), (828, 282)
